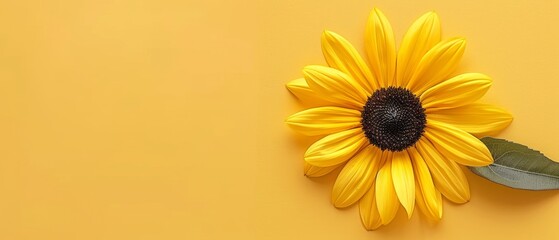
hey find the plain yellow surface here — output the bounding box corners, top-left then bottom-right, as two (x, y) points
(0, 0), (558, 239)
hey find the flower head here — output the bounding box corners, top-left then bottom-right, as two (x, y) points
(286, 8), (512, 230)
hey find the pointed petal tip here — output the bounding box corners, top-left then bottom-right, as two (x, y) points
(332, 192), (345, 208)
(485, 80), (493, 89)
(301, 65), (320, 78)
(403, 203), (416, 219)
(284, 119), (300, 132)
(321, 30), (344, 44)
(415, 11), (439, 24)
(284, 115), (299, 129)
(438, 37), (466, 50)
(321, 30), (328, 39)
(451, 193), (471, 204)
(405, 206), (414, 219)
(399, 200), (415, 219)
(284, 113), (293, 122)
(369, 8), (389, 24)
(332, 200), (349, 209)
(430, 208), (443, 220)
(443, 192), (470, 204)
(424, 11), (439, 19)
(433, 200), (443, 219)
(502, 110), (514, 122)
(322, 30), (336, 38)
(372, 7), (384, 15)
(285, 78), (303, 92)
(364, 224), (382, 231)
(452, 37), (467, 46)
(301, 65), (312, 74)
(302, 64), (329, 74)
(304, 163), (341, 177)
(492, 107), (514, 126)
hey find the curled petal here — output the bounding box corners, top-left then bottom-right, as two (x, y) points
(322, 31), (377, 93)
(425, 120), (493, 167)
(415, 139), (470, 203)
(305, 128), (368, 167)
(332, 146), (381, 208)
(408, 147), (443, 220)
(359, 184), (383, 230)
(365, 8), (396, 87)
(407, 38), (467, 95)
(397, 11), (441, 87)
(375, 152), (400, 225)
(426, 103), (513, 137)
(421, 73), (492, 110)
(286, 107), (362, 136)
(303, 65), (369, 109)
(391, 150), (415, 218)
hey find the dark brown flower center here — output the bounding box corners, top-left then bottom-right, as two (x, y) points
(361, 87), (426, 152)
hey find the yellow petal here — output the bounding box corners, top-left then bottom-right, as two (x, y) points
(375, 152), (400, 225)
(304, 162), (342, 177)
(285, 78), (335, 106)
(408, 147), (443, 220)
(397, 12), (441, 87)
(359, 184), (383, 230)
(365, 8), (396, 87)
(414, 182), (443, 221)
(415, 139), (470, 203)
(305, 128), (369, 167)
(421, 73), (492, 110)
(391, 150), (415, 218)
(322, 31), (377, 93)
(425, 120), (493, 167)
(407, 38), (467, 95)
(303, 65), (369, 109)
(286, 107), (362, 136)
(426, 103), (513, 138)
(286, 78), (313, 99)
(332, 145), (381, 208)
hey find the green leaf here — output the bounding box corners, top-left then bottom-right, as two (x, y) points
(469, 137), (559, 190)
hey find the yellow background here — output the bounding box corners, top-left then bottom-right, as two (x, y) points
(0, 0), (558, 239)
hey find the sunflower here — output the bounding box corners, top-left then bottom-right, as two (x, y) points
(286, 8), (513, 230)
